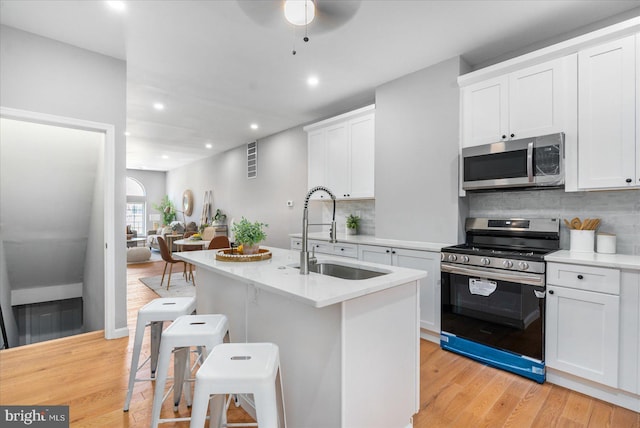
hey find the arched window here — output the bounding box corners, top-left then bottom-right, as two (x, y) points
(126, 177), (146, 235)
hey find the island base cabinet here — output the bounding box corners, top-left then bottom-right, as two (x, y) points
(358, 244), (441, 341)
(196, 269), (419, 428)
(545, 285), (620, 388)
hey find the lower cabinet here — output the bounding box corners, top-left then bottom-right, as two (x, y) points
(358, 245), (441, 335)
(545, 263), (621, 388)
(290, 237), (358, 259)
(619, 270), (640, 395)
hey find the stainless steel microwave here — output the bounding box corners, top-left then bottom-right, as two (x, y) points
(462, 133), (564, 191)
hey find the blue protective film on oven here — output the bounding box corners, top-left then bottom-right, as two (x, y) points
(440, 332), (545, 383)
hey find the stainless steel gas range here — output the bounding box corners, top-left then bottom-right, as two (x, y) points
(440, 218), (560, 383)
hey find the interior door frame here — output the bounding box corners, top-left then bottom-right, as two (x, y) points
(0, 106), (119, 340)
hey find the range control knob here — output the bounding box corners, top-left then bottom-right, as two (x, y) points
(480, 257), (490, 266)
(518, 261), (529, 271)
(503, 260), (513, 269)
(448, 254), (458, 262)
(441, 253), (445, 261)
(461, 255), (470, 263)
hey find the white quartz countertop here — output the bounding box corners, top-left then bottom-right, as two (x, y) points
(175, 247), (427, 308)
(289, 232), (453, 252)
(545, 250), (640, 271)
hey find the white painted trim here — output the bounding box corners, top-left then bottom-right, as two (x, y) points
(0, 106), (118, 340)
(303, 104), (375, 132)
(11, 283), (83, 306)
(459, 16), (640, 87)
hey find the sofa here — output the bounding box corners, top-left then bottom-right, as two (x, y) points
(146, 221), (198, 251)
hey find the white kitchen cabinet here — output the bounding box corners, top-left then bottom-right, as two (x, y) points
(461, 55), (576, 148)
(546, 263), (620, 388)
(290, 237), (358, 259)
(358, 244), (441, 335)
(618, 270), (640, 394)
(578, 34), (638, 189)
(304, 105), (375, 199)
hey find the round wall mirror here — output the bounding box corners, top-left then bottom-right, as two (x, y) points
(182, 189), (194, 216)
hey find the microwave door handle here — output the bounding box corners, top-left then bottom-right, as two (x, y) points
(527, 141), (534, 182)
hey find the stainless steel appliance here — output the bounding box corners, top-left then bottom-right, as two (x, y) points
(440, 218), (560, 383)
(462, 133), (564, 191)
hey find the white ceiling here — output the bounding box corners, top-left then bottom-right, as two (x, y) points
(1, 1), (639, 171)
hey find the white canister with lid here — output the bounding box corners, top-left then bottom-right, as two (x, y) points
(596, 233), (616, 254)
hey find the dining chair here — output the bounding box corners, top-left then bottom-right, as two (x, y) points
(207, 235), (231, 250)
(158, 236), (189, 290)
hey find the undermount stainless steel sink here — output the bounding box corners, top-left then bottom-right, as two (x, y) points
(294, 262), (389, 280)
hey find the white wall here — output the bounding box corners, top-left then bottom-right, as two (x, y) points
(167, 127), (309, 249)
(374, 56), (469, 244)
(127, 169), (167, 233)
(0, 25), (127, 334)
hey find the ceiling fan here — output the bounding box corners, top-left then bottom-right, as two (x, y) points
(236, 0), (362, 36)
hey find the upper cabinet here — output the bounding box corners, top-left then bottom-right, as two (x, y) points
(305, 105), (375, 200)
(577, 34), (639, 190)
(461, 56), (577, 148)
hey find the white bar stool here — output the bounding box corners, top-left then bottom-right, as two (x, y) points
(189, 342), (286, 428)
(150, 314), (230, 428)
(124, 296), (196, 412)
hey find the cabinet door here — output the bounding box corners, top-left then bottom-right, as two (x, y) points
(308, 129), (327, 197)
(509, 55), (575, 139)
(578, 35), (636, 189)
(461, 76), (508, 147)
(393, 249), (441, 334)
(325, 124), (349, 198)
(546, 285), (620, 388)
(348, 114), (375, 198)
(358, 244), (393, 265)
(619, 271), (640, 394)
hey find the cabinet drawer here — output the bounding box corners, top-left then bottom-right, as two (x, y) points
(309, 240), (334, 255)
(290, 238), (302, 250)
(334, 243), (358, 258)
(547, 263), (620, 294)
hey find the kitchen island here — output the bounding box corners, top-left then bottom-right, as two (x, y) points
(175, 246), (427, 428)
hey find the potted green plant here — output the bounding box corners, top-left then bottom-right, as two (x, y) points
(346, 214), (360, 236)
(212, 209), (227, 225)
(153, 195), (176, 226)
(232, 217), (268, 254)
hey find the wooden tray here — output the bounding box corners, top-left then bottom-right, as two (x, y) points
(215, 248), (272, 262)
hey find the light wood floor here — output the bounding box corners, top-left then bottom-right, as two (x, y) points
(0, 259), (638, 427)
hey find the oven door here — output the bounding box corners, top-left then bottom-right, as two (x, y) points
(441, 263), (546, 361)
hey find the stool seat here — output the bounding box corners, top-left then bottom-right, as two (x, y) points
(151, 314), (229, 428)
(123, 297), (196, 412)
(190, 342), (286, 428)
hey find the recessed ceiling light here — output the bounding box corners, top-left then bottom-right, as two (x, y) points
(153, 102), (165, 111)
(250, 123), (259, 130)
(124, 131), (130, 136)
(307, 76), (319, 87)
(161, 155), (169, 159)
(205, 143), (213, 149)
(106, 1), (126, 12)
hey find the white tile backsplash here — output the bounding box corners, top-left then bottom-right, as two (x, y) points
(320, 199), (376, 236)
(468, 189), (640, 255)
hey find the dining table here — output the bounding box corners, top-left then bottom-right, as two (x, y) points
(173, 238), (211, 251)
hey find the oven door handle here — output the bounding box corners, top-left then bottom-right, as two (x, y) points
(527, 141), (534, 182)
(441, 263), (545, 287)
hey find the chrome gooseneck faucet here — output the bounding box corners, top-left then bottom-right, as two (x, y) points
(300, 186), (337, 275)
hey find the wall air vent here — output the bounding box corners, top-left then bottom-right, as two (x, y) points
(247, 141), (257, 179)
